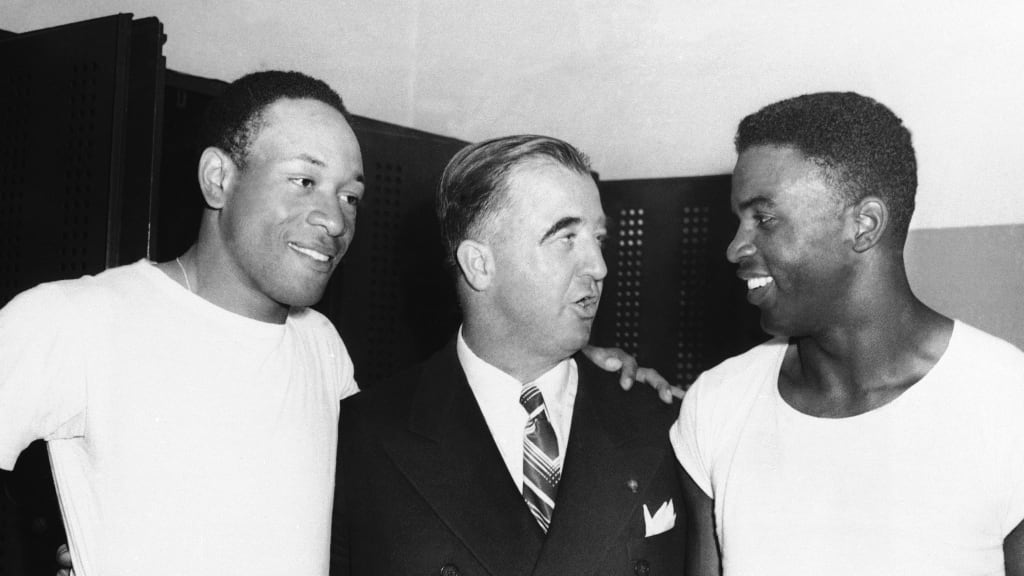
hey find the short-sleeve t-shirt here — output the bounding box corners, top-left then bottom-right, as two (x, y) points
(0, 260), (359, 576)
(671, 321), (1024, 576)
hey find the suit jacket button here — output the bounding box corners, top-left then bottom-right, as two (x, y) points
(633, 559), (651, 576)
(440, 562), (460, 576)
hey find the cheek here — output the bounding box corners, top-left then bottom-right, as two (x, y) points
(226, 188), (278, 223)
(498, 266), (553, 307)
(220, 202), (253, 244)
(343, 208), (358, 237)
(530, 253), (574, 284)
(781, 246), (847, 291)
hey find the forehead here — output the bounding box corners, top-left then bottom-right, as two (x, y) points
(732, 145), (828, 209)
(502, 161), (605, 224)
(250, 98), (362, 166)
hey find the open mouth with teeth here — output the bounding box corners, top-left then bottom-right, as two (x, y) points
(574, 295), (600, 314)
(289, 243), (333, 263)
(746, 277), (773, 291)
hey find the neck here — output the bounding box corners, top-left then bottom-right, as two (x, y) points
(785, 282), (952, 404)
(184, 230), (290, 324)
(461, 320), (566, 384)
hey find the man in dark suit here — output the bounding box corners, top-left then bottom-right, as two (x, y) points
(331, 134), (685, 576)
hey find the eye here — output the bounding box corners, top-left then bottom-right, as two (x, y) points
(340, 192), (361, 207)
(290, 177), (315, 189)
(595, 233), (608, 248)
(754, 213), (776, 227)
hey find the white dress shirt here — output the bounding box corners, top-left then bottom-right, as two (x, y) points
(457, 327), (578, 493)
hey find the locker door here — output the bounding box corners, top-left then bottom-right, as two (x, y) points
(595, 176), (767, 388)
(0, 15), (164, 576)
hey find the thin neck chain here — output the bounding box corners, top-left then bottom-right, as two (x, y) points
(175, 257), (193, 293)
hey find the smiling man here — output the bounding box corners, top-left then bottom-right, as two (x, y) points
(0, 71), (364, 576)
(332, 135), (685, 576)
(671, 92), (1024, 576)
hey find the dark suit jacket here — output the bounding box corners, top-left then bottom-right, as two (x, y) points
(331, 339), (685, 576)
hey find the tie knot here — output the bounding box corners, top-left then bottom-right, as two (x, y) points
(520, 384), (545, 415)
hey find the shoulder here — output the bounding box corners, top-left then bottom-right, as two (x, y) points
(941, 321), (1024, 402)
(1, 281), (72, 320)
(670, 339), (785, 488)
(287, 306), (348, 353)
(687, 337), (787, 404)
(288, 306), (341, 336)
(1, 262), (151, 324)
(74, 259), (160, 295)
(60, 260), (167, 313)
(341, 342), (454, 429)
(287, 307), (359, 399)
(344, 362), (420, 413)
(675, 337), (787, 445)
(949, 321), (1024, 370)
(575, 355), (678, 433)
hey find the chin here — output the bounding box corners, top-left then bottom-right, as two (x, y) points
(273, 284), (329, 309)
(758, 312), (787, 338)
(559, 331), (593, 356)
(760, 314), (810, 339)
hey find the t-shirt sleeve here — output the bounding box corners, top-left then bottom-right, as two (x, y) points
(1006, 425), (1024, 537)
(999, 357), (1024, 537)
(336, 335), (359, 401)
(0, 284), (87, 470)
(670, 373), (715, 497)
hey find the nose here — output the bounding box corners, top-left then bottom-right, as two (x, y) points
(726, 224), (755, 264)
(583, 238), (608, 282)
(307, 196), (349, 237)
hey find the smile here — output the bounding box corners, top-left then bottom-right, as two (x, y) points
(746, 276), (773, 290)
(288, 243), (333, 263)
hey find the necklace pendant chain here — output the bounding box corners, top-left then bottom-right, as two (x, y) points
(175, 257), (193, 293)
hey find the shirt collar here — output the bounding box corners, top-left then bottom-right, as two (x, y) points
(456, 326), (574, 412)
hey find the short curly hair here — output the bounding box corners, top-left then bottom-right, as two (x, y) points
(200, 70), (349, 169)
(735, 92), (917, 244)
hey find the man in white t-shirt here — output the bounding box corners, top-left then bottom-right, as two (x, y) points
(0, 70), (365, 576)
(670, 92), (1024, 576)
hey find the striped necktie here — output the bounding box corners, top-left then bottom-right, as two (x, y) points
(520, 383), (561, 532)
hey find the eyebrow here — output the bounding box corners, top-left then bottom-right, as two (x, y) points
(540, 217), (583, 243)
(290, 154), (365, 184)
(736, 195), (775, 213)
(291, 153), (325, 168)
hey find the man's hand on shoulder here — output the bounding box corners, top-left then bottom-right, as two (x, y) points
(581, 345), (685, 404)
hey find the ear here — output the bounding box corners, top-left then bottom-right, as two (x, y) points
(197, 147), (237, 209)
(850, 196), (888, 253)
(455, 239), (495, 291)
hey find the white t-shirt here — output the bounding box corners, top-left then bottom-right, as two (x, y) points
(671, 321), (1024, 576)
(0, 260), (359, 576)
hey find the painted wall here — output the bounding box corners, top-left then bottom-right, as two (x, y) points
(906, 224), (1024, 349)
(3, 0), (1022, 345)
(3, 0), (1023, 232)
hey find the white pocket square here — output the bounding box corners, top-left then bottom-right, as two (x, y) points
(643, 499), (676, 537)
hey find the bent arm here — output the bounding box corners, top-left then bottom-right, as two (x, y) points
(680, 466), (720, 576)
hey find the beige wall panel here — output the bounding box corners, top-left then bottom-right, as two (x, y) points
(906, 224), (1024, 350)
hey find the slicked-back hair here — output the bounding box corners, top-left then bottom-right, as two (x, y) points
(199, 70), (349, 169)
(436, 134), (593, 270)
(735, 91), (917, 244)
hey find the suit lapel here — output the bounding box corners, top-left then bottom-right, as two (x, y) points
(380, 341), (544, 576)
(532, 357), (666, 576)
